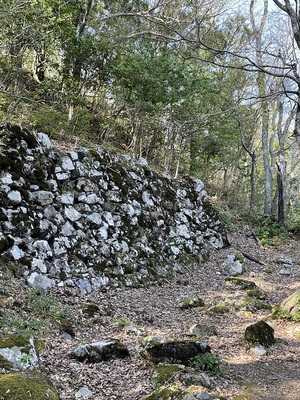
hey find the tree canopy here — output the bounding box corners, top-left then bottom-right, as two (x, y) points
(1, 0), (300, 229)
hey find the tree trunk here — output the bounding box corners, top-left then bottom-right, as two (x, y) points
(249, 150), (256, 215)
(261, 105), (272, 215)
(277, 154), (287, 226)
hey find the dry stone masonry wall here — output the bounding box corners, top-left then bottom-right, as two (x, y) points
(0, 124), (228, 294)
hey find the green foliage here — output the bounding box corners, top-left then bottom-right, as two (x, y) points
(256, 217), (287, 246)
(0, 286), (71, 335)
(190, 353), (222, 375)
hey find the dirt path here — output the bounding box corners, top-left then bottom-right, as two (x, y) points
(39, 224), (300, 399)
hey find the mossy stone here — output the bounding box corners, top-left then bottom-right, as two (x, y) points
(82, 303), (101, 318)
(244, 321), (275, 347)
(0, 372), (59, 400)
(210, 305), (230, 314)
(233, 297), (271, 312)
(246, 289), (267, 300)
(151, 363), (185, 389)
(0, 354), (13, 370)
(179, 296), (205, 310)
(0, 333), (31, 353)
(55, 316), (75, 337)
(141, 386), (184, 400)
(278, 291), (300, 321)
(271, 291), (300, 322)
(234, 252), (244, 261)
(187, 323), (218, 337)
(225, 277), (257, 290)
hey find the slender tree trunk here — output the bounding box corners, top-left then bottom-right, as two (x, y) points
(261, 105), (272, 215)
(277, 154), (287, 226)
(250, 0), (272, 215)
(249, 150), (256, 215)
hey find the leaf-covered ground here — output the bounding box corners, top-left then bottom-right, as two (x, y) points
(1, 223), (300, 399)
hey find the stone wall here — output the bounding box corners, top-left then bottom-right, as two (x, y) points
(0, 124), (228, 294)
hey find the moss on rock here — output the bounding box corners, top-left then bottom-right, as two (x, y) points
(0, 354), (13, 370)
(141, 386), (184, 400)
(151, 363), (185, 389)
(233, 296), (271, 312)
(0, 372), (59, 399)
(0, 333), (31, 353)
(209, 305), (230, 314)
(225, 277), (257, 290)
(244, 321), (275, 347)
(179, 296), (205, 310)
(272, 291), (300, 322)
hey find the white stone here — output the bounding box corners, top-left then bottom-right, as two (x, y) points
(0, 184), (10, 193)
(0, 172), (13, 185)
(45, 181), (56, 193)
(53, 237), (70, 256)
(85, 193), (101, 204)
(69, 151), (79, 161)
(194, 179), (204, 192)
(27, 272), (54, 290)
(32, 240), (52, 258)
(176, 224), (191, 239)
(171, 246), (181, 255)
(279, 269), (291, 276)
(60, 221), (76, 236)
(31, 258), (47, 273)
(32, 190), (54, 205)
(249, 345), (267, 356)
(97, 226), (108, 239)
(137, 157), (148, 167)
(0, 336), (39, 370)
(222, 254), (243, 275)
(64, 206), (81, 221)
(142, 191), (154, 207)
(7, 190), (22, 205)
(56, 171), (70, 180)
(61, 156), (75, 171)
(58, 192), (74, 205)
(87, 213), (102, 226)
(75, 386), (93, 399)
(35, 132), (52, 149)
(10, 245), (25, 260)
(103, 211), (114, 226)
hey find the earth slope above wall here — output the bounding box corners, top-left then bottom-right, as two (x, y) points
(0, 124), (228, 294)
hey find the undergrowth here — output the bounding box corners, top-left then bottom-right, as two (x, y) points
(0, 283), (71, 336)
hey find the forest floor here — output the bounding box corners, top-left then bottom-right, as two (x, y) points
(2, 221), (300, 399)
(34, 222), (300, 400)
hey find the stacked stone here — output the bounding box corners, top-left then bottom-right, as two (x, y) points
(0, 124), (228, 294)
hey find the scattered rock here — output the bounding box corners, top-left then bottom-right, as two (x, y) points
(180, 371), (211, 388)
(272, 290), (300, 321)
(225, 276), (257, 290)
(222, 254), (244, 276)
(249, 345), (267, 356)
(209, 304), (230, 314)
(186, 324), (218, 337)
(0, 371), (58, 400)
(179, 296), (205, 309)
(71, 339), (130, 363)
(244, 321), (275, 347)
(233, 296), (271, 312)
(0, 333), (39, 370)
(279, 269), (291, 276)
(151, 363), (186, 388)
(75, 386), (93, 399)
(82, 303), (101, 317)
(141, 386), (186, 400)
(141, 340), (211, 365)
